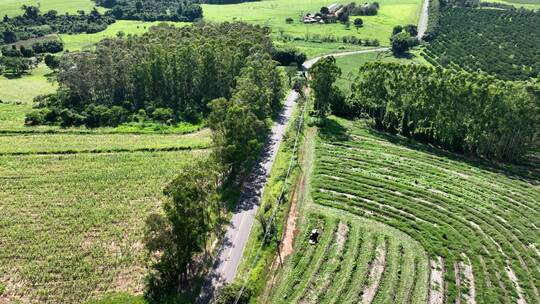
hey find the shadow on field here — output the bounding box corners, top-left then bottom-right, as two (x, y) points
(318, 118), (351, 142)
(363, 126), (540, 185)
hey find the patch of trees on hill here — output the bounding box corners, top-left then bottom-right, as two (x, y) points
(345, 63), (540, 162)
(26, 23), (284, 129)
(0, 6), (114, 45)
(423, 7), (540, 80)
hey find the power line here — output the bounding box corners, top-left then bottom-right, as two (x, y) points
(232, 93), (307, 304)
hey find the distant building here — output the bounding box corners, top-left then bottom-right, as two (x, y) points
(327, 3), (343, 14)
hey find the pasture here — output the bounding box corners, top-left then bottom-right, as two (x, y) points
(334, 49), (427, 92)
(0, 63), (57, 104)
(0, 131), (211, 303)
(269, 116), (540, 303)
(202, 0), (423, 51)
(60, 21), (189, 51)
(0, 0), (100, 17)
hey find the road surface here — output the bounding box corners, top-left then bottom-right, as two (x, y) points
(198, 89), (299, 302)
(417, 0), (430, 39)
(198, 47), (391, 303)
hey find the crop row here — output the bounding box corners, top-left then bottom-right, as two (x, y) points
(267, 209), (429, 303)
(424, 7), (540, 81)
(310, 118), (540, 304)
(0, 151), (201, 303)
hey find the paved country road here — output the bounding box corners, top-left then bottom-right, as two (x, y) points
(417, 0), (430, 39)
(198, 47), (390, 303)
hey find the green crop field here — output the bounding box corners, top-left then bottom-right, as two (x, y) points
(0, 0), (101, 17)
(266, 211), (430, 303)
(0, 130), (210, 303)
(278, 116), (539, 304)
(203, 0), (423, 55)
(0, 129), (211, 155)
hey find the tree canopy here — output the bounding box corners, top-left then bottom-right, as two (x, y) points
(347, 63), (540, 162)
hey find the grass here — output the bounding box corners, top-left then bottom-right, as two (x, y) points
(203, 0), (423, 52)
(0, 129), (211, 155)
(306, 116), (540, 303)
(0, 0), (102, 17)
(334, 48), (428, 92)
(0, 63), (57, 104)
(59, 21), (190, 51)
(0, 130), (210, 303)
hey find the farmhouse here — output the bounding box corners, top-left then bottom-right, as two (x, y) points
(328, 3), (344, 14)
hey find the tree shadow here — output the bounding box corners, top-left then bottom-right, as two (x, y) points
(364, 127), (540, 185)
(317, 117), (351, 142)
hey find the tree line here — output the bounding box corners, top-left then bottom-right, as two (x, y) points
(339, 63), (540, 162)
(0, 6), (114, 45)
(94, 0), (259, 22)
(136, 22), (289, 302)
(26, 22), (285, 128)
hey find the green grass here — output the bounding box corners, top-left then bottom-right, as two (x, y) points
(59, 21), (189, 51)
(308, 116), (540, 304)
(0, 63), (57, 104)
(0, 0), (101, 17)
(334, 49), (428, 92)
(203, 0), (423, 52)
(0, 129), (211, 155)
(0, 144), (208, 303)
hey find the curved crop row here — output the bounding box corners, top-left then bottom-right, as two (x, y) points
(310, 117), (540, 304)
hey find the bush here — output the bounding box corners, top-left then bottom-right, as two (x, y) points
(44, 54), (61, 69)
(83, 104), (111, 128)
(285, 17), (294, 24)
(59, 108), (85, 126)
(25, 110), (46, 125)
(272, 47), (307, 66)
(151, 107), (174, 122)
(32, 40), (64, 54)
(215, 283), (252, 304)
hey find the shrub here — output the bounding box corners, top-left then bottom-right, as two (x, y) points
(151, 107), (174, 122)
(272, 47), (307, 66)
(215, 283), (252, 304)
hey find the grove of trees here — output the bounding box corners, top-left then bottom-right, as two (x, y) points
(346, 63), (540, 162)
(26, 23), (283, 128)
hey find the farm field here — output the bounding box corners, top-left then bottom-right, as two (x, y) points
(269, 116), (540, 303)
(202, 0), (423, 51)
(334, 49), (428, 92)
(423, 7), (540, 80)
(0, 0), (101, 17)
(0, 129), (211, 155)
(0, 131), (210, 303)
(266, 210), (430, 303)
(312, 117), (539, 303)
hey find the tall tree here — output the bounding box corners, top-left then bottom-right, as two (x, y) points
(309, 56), (342, 118)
